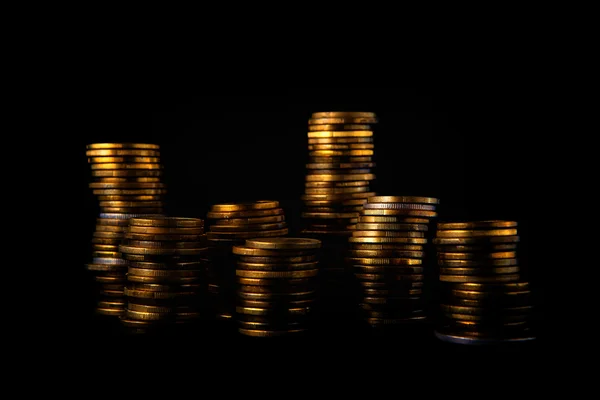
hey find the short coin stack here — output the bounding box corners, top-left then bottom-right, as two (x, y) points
(300, 112), (378, 326)
(85, 143), (166, 317)
(205, 201), (289, 321)
(347, 196), (440, 327)
(118, 217), (209, 334)
(433, 220), (535, 344)
(233, 238), (321, 337)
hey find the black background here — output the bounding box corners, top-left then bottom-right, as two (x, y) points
(69, 88), (544, 356)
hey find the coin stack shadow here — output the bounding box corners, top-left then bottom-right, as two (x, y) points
(205, 201), (289, 323)
(433, 220), (535, 345)
(85, 143), (166, 318)
(118, 217), (209, 335)
(233, 238), (322, 337)
(299, 112), (378, 329)
(347, 196), (440, 328)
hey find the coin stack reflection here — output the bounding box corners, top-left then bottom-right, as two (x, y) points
(433, 221), (535, 345)
(205, 201), (289, 322)
(347, 196), (439, 327)
(85, 143), (166, 317)
(233, 238), (321, 337)
(300, 112), (378, 325)
(118, 217), (208, 334)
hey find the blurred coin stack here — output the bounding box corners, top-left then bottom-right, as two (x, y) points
(205, 201), (289, 322)
(85, 143), (166, 317)
(300, 112), (378, 325)
(118, 217), (209, 334)
(347, 196), (440, 327)
(233, 238), (321, 337)
(433, 220), (535, 344)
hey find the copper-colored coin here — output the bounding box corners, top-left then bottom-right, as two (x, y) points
(306, 163), (376, 171)
(127, 283), (203, 292)
(439, 274), (520, 283)
(126, 275), (201, 284)
(441, 304), (533, 315)
(98, 201), (164, 207)
(308, 124), (371, 131)
(237, 254), (318, 263)
(96, 218), (132, 226)
(312, 112), (376, 119)
(91, 170), (164, 178)
(101, 207), (164, 214)
(97, 195), (163, 201)
(91, 250), (121, 258)
(305, 173), (375, 182)
(438, 258), (518, 267)
(128, 261), (204, 270)
(85, 263), (126, 272)
(352, 231), (426, 238)
(124, 240), (204, 249)
(309, 117), (378, 124)
(236, 306), (312, 316)
(304, 187), (370, 196)
(368, 196), (439, 204)
(92, 244), (120, 251)
(355, 223), (428, 231)
(214, 215), (285, 225)
(362, 288), (423, 296)
(301, 212), (358, 219)
(433, 236), (520, 245)
(443, 313), (529, 323)
(123, 232), (206, 241)
(438, 251), (517, 260)
(210, 222), (287, 232)
(437, 220), (518, 230)
(126, 303), (194, 313)
(361, 209), (437, 217)
(348, 249), (424, 258)
(245, 237), (321, 250)
(436, 229), (518, 238)
(124, 309), (199, 320)
(127, 268), (203, 277)
(447, 282), (530, 292)
(364, 203), (435, 211)
(88, 156), (160, 163)
(303, 199), (367, 207)
(309, 150), (374, 157)
(236, 277), (314, 286)
(95, 225), (128, 232)
(235, 269), (318, 279)
(206, 228), (289, 239)
(355, 273), (424, 281)
(91, 163), (162, 170)
(232, 246), (315, 256)
(347, 257), (423, 265)
(307, 130), (374, 138)
(93, 189), (167, 195)
(434, 244), (518, 252)
(451, 289), (531, 299)
(305, 180), (370, 188)
(349, 237), (427, 244)
(308, 143), (374, 150)
(236, 261), (319, 271)
(353, 265), (424, 274)
(207, 208), (284, 219)
(301, 192), (375, 201)
(119, 245), (209, 256)
(95, 275), (126, 283)
(127, 226), (204, 235)
(124, 288), (197, 299)
(358, 216), (429, 224)
(237, 291), (315, 300)
(439, 266), (520, 275)
(89, 182), (165, 189)
(86, 149), (160, 157)
(309, 156), (373, 163)
(93, 231), (126, 239)
(94, 177), (162, 183)
(86, 143), (159, 150)
(210, 201), (279, 212)
(351, 243), (424, 251)
(129, 217), (203, 227)
(357, 280), (424, 289)
(308, 137), (373, 144)
(237, 298), (315, 308)
(238, 328), (307, 337)
(306, 168), (373, 175)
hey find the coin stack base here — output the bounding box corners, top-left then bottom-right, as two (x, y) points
(205, 201), (289, 322)
(234, 237), (322, 337)
(434, 220), (535, 344)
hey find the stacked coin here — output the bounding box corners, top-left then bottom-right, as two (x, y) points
(118, 217), (209, 334)
(205, 201), (289, 321)
(233, 238), (321, 337)
(347, 196), (440, 327)
(85, 143), (166, 317)
(433, 220), (535, 344)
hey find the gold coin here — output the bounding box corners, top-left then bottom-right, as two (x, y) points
(309, 156), (373, 163)
(97, 308), (124, 316)
(93, 231), (126, 239)
(439, 266), (520, 275)
(440, 304), (532, 315)
(236, 307), (312, 316)
(86, 143), (159, 150)
(92, 244), (120, 251)
(128, 260), (204, 270)
(437, 220), (517, 230)
(101, 207), (163, 214)
(354, 223), (428, 231)
(451, 289), (531, 299)
(442, 281), (530, 291)
(123, 233), (205, 241)
(85, 263), (126, 272)
(127, 283), (202, 292)
(127, 226), (204, 234)
(312, 112), (377, 119)
(438, 258), (518, 267)
(367, 196), (440, 204)
(124, 309), (199, 320)
(303, 199), (367, 207)
(352, 231), (425, 238)
(306, 168), (373, 175)
(434, 244), (518, 252)
(215, 215), (285, 225)
(94, 177), (162, 183)
(353, 265), (425, 274)
(209, 222), (287, 232)
(348, 249), (424, 258)
(358, 216), (429, 224)
(308, 137), (373, 144)
(307, 130), (373, 138)
(305, 181), (370, 188)
(127, 303), (193, 313)
(98, 201), (164, 207)
(89, 182), (165, 189)
(308, 143), (374, 150)
(361, 209), (437, 217)
(304, 187), (370, 195)
(237, 298), (315, 308)
(442, 313), (529, 323)
(96, 218), (131, 226)
(237, 285), (316, 294)
(357, 280), (423, 289)
(236, 261), (319, 271)
(364, 203), (435, 211)
(236, 278), (314, 286)
(119, 245), (209, 255)
(95, 276), (126, 283)
(301, 192), (375, 201)
(128, 217), (203, 227)
(306, 163), (376, 170)
(355, 273), (424, 281)
(91, 237), (121, 245)
(309, 117), (378, 124)
(237, 254), (318, 263)
(127, 275), (201, 284)
(439, 274), (520, 283)
(348, 257), (423, 265)
(436, 229), (518, 238)
(124, 288), (196, 299)
(308, 124), (371, 131)
(349, 237), (427, 244)
(235, 269), (318, 279)
(88, 156), (160, 163)
(301, 212), (358, 219)
(238, 328), (307, 337)
(232, 246), (315, 256)
(305, 174), (375, 182)
(91, 170), (163, 177)
(365, 316), (427, 325)
(350, 243), (424, 251)
(206, 228), (289, 239)
(206, 208), (284, 219)
(97, 195), (163, 201)
(237, 291), (315, 300)
(437, 251), (517, 260)
(124, 240), (205, 249)
(86, 149), (160, 157)
(362, 288), (423, 296)
(91, 250), (121, 258)
(91, 163), (163, 170)
(433, 236), (520, 245)
(361, 296), (423, 305)
(93, 189), (167, 195)
(211, 200), (279, 212)
(245, 237), (322, 250)
(308, 150), (374, 157)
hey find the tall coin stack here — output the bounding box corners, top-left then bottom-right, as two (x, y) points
(205, 201), (289, 322)
(300, 112), (378, 327)
(433, 220), (535, 345)
(85, 143), (166, 318)
(347, 196), (440, 327)
(119, 217), (209, 335)
(233, 238), (321, 337)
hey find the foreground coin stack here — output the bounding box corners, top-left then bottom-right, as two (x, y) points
(300, 111), (378, 325)
(347, 196), (440, 327)
(233, 238), (321, 337)
(118, 217), (209, 334)
(85, 143), (166, 317)
(433, 221), (535, 345)
(205, 201), (289, 322)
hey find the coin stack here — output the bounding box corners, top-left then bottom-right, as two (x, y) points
(300, 112), (378, 326)
(85, 143), (166, 317)
(347, 196), (440, 327)
(233, 238), (321, 337)
(433, 221), (535, 344)
(205, 201), (289, 322)
(117, 217), (208, 334)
